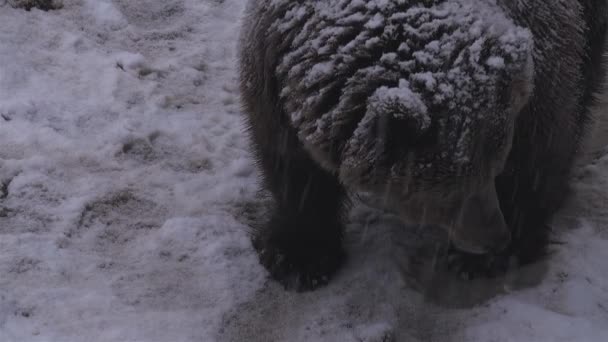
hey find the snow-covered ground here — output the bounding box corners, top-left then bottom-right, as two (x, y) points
(0, 1), (607, 341)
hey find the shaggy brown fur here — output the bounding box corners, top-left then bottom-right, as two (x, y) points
(238, 0), (608, 290)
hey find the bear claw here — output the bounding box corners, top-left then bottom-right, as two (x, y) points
(254, 236), (345, 292)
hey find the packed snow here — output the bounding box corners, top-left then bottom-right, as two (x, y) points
(0, 1), (607, 342)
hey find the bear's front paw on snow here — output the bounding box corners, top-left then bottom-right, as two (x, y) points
(252, 222), (345, 292)
(9, 0), (62, 11)
(445, 248), (514, 280)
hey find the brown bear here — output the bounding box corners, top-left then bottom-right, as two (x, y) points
(238, 0), (608, 291)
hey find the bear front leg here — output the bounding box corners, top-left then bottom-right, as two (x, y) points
(252, 140), (347, 291)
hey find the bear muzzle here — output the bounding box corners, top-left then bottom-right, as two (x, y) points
(449, 183), (511, 255)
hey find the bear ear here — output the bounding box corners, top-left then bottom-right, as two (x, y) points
(339, 82), (433, 186)
(379, 102), (438, 149)
(368, 81), (433, 149)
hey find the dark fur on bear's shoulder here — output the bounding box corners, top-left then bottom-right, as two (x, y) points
(457, 0), (608, 272)
(493, 0), (607, 266)
(238, 0), (608, 290)
(238, 3), (349, 290)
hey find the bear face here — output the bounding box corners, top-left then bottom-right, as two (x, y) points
(358, 68), (533, 254)
(273, 0), (534, 253)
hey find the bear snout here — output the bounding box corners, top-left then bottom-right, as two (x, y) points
(450, 184), (511, 254)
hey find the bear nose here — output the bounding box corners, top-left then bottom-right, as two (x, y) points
(450, 184), (511, 254)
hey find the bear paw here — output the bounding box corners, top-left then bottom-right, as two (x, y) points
(445, 249), (513, 280)
(252, 221), (345, 292)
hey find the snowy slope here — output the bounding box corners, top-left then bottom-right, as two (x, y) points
(0, 1), (607, 341)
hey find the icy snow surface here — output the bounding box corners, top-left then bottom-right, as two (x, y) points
(0, 1), (607, 341)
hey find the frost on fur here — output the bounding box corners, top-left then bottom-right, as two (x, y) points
(269, 0), (534, 181)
